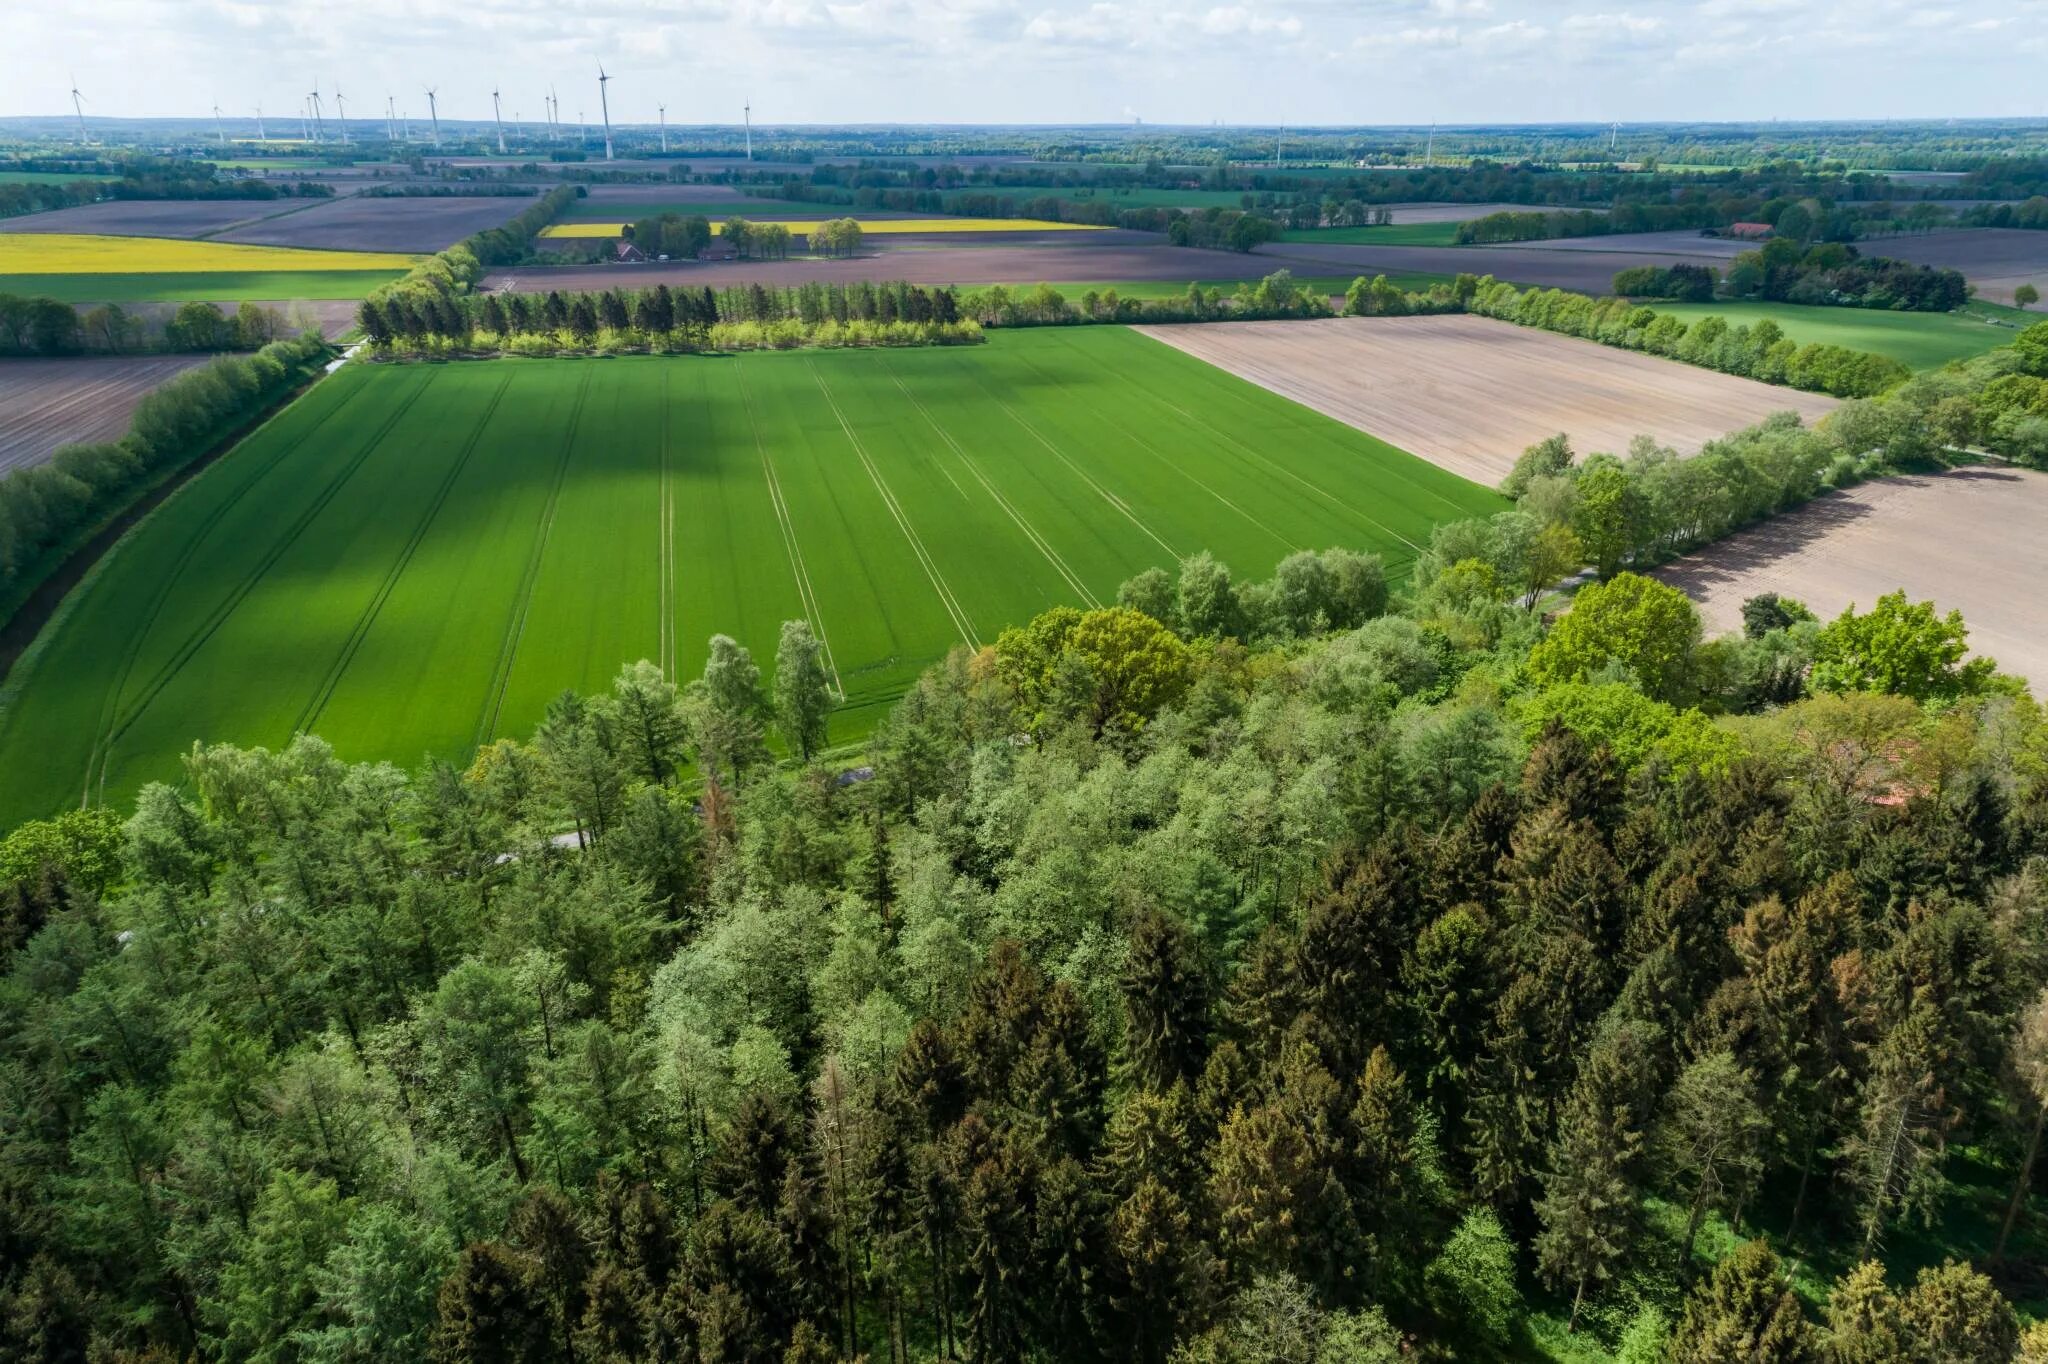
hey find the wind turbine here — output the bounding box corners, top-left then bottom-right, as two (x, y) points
(309, 84), (325, 142)
(386, 95), (397, 143)
(213, 104), (226, 146)
(255, 103), (266, 142)
(744, 99), (752, 160)
(299, 100), (309, 143)
(424, 87), (441, 147)
(597, 65), (614, 160)
(492, 87), (506, 154)
(1424, 121), (1435, 167)
(659, 103), (667, 153)
(69, 78), (88, 145)
(548, 86), (559, 142)
(334, 87), (347, 144)
(1609, 121), (1620, 155)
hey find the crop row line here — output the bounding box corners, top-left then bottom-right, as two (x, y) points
(735, 360), (845, 697)
(295, 371), (515, 739)
(806, 361), (980, 652)
(881, 362), (1101, 610)
(77, 369), (387, 807)
(477, 368), (593, 749)
(969, 374), (1182, 563)
(95, 368), (438, 794)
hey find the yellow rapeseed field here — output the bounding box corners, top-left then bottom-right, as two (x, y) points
(0, 234), (421, 274)
(538, 218), (1108, 239)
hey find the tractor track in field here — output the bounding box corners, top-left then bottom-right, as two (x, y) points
(294, 371), (514, 738)
(808, 361), (980, 651)
(477, 368), (593, 748)
(658, 367), (676, 679)
(881, 360), (1101, 610)
(735, 360), (844, 695)
(88, 369), (433, 802)
(1005, 344), (1302, 560)
(1124, 328), (1494, 526)
(1111, 340), (1426, 555)
(963, 369), (1182, 563)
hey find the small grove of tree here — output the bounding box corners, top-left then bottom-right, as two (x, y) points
(1723, 237), (1970, 312)
(1611, 264), (1718, 301)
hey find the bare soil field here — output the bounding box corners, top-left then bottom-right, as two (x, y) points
(486, 242), (1278, 292)
(1853, 229), (2048, 305)
(0, 355), (209, 472)
(1381, 202), (1608, 224)
(1656, 467), (2048, 690)
(1133, 314), (1837, 486)
(1497, 230), (1753, 258)
(213, 195), (531, 252)
(579, 184), (787, 205)
(0, 199), (316, 239)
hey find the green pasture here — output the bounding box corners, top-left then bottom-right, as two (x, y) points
(0, 328), (1501, 824)
(0, 270), (407, 303)
(1279, 222), (1466, 246)
(0, 170), (120, 185)
(1652, 300), (2026, 370)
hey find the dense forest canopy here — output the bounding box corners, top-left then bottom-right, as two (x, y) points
(5, 500), (2048, 1362)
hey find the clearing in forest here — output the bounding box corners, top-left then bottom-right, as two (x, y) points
(0, 327), (1501, 825)
(1134, 314), (1840, 487)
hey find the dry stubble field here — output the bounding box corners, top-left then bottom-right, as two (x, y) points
(1656, 467), (2048, 690)
(1133, 314), (1838, 485)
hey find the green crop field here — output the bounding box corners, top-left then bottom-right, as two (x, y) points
(0, 328), (1500, 825)
(1652, 300), (2027, 370)
(0, 270), (408, 302)
(1278, 222), (1466, 246)
(942, 185), (1262, 210)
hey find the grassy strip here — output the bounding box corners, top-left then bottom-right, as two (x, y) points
(1650, 299), (2029, 370)
(1278, 222), (1465, 246)
(0, 270), (409, 303)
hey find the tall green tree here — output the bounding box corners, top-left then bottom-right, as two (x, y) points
(773, 620), (834, 764)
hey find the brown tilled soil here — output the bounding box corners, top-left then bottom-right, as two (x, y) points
(213, 195), (533, 252)
(0, 198), (319, 238)
(0, 355), (210, 472)
(1133, 315), (1838, 486)
(1497, 229), (1755, 258)
(1852, 229), (2048, 305)
(485, 242), (1282, 292)
(1655, 466), (2048, 690)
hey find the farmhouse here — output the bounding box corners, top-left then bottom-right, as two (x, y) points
(1723, 221), (1773, 239)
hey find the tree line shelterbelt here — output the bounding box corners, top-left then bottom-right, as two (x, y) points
(1610, 240), (1970, 315)
(7, 497), (2048, 1362)
(0, 332), (330, 625)
(0, 295), (306, 359)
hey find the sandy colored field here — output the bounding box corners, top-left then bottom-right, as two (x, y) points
(1656, 467), (2048, 690)
(1133, 314), (1838, 486)
(0, 355), (209, 472)
(485, 242), (1281, 292)
(213, 195), (535, 252)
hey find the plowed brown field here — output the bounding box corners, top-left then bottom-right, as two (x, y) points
(0, 355), (209, 472)
(1133, 314), (1838, 486)
(1656, 467), (2048, 690)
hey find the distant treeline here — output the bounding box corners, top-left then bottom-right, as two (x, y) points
(0, 333), (329, 626)
(957, 272), (1334, 326)
(360, 279), (980, 356)
(0, 160), (332, 221)
(0, 294), (297, 358)
(1454, 197), (1958, 246)
(1962, 195), (2048, 230)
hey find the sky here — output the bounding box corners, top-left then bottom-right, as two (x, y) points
(4, 0), (2046, 127)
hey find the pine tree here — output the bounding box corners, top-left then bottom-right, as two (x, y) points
(1658, 1051), (1768, 1274)
(1121, 908), (1213, 1090)
(432, 1243), (557, 1364)
(1533, 1022), (1655, 1331)
(1667, 1240), (1815, 1364)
